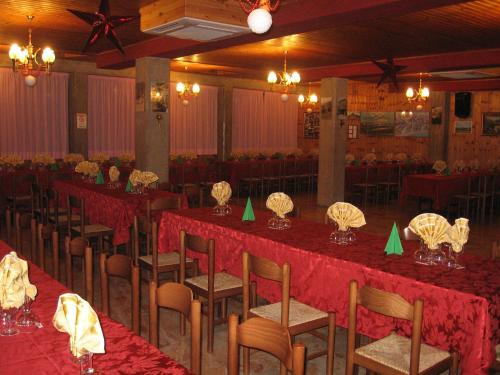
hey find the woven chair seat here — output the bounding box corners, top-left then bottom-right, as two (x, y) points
(139, 252), (193, 267)
(355, 332), (451, 374)
(185, 272), (242, 292)
(72, 224), (113, 235)
(250, 298), (327, 327)
(51, 213), (80, 222)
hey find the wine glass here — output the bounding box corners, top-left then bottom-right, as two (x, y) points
(0, 307), (20, 336)
(16, 296), (39, 332)
(445, 243), (465, 269)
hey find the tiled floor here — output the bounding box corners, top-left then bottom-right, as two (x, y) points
(5, 192), (500, 374)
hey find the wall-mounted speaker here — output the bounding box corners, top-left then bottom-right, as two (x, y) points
(455, 92), (471, 118)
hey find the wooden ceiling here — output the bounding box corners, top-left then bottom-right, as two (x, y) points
(2, 0), (500, 83)
(0, 0), (153, 57)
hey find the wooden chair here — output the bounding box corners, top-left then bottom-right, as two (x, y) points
(36, 222), (58, 276)
(346, 280), (459, 375)
(6, 173), (34, 217)
(100, 253), (140, 334)
(228, 314), (305, 375)
(262, 160), (281, 195)
(149, 281), (202, 375)
(14, 211), (36, 259)
(135, 220), (195, 284)
(44, 188), (78, 232)
(242, 251), (335, 375)
(447, 175), (481, 219)
(238, 161), (264, 198)
(65, 236), (93, 304)
(492, 241), (500, 260)
(351, 166), (377, 207)
(67, 195), (115, 253)
(180, 230), (243, 353)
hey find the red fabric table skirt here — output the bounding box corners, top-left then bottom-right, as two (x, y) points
(54, 180), (188, 246)
(0, 168), (76, 196)
(399, 173), (475, 210)
(158, 207), (499, 374)
(0, 240), (190, 374)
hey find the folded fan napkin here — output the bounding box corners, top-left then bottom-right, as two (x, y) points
(53, 293), (105, 358)
(395, 152), (408, 162)
(64, 153), (84, 164)
(452, 160), (465, 172)
(345, 153), (355, 164)
(128, 169), (142, 187)
(363, 152), (377, 163)
(266, 192), (293, 219)
(447, 218), (469, 253)
(408, 213), (450, 250)
(211, 181), (232, 206)
(0, 251), (37, 309)
(140, 171), (159, 187)
(385, 153), (394, 161)
(432, 160), (447, 173)
(468, 158), (480, 170)
(109, 166), (120, 182)
(327, 202), (366, 231)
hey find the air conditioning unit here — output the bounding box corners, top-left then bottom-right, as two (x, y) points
(143, 17), (249, 41)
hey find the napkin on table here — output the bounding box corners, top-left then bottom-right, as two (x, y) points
(0, 251), (37, 309)
(326, 202), (366, 232)
(266, 192), (294, 219)
(211, 181), (232, 206)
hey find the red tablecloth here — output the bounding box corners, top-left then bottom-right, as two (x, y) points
(400, 173), (473, 210)
(0, 240), (190, 375)
(158, 207), (499, 374)
(54, 180), (188, 245)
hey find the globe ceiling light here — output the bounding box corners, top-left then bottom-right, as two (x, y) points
(239, 0), (280, 34)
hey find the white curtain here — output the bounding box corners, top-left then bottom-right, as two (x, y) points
(232, 88), (298, 152)
(88, 75), (135, 156)
(0, 68), (68, 159)
(169, 83), (218, 155)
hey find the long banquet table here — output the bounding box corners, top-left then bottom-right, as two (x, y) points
(0, 240), (190, 374)
(54, 180), (188, 246)
(158, 206), (499, 374)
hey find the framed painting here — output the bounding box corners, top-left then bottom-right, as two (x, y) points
(455, 120), (473, 134)
(482, 112), (500, 136)
(303, 112), (320, 139)
(395, 111), (430, 137)
(360, 112), (395, 136)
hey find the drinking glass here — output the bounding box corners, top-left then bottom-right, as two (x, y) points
(0, 307), (19, 336)
(16, 296), (39, 332)
(213, 204), (231, 216)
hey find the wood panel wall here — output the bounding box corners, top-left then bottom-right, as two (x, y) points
(448, 91), (500, 165)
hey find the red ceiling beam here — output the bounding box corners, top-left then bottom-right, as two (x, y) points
(301, 48), (500, 82)
(96, 0), (474, 69)
(428, 78), (500, 92)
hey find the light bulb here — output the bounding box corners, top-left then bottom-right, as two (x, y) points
(284, 72), (291, 83)
(9, 44), (21, 60)
(309, 93), (318, 103)
(247, 7), (272, 34)
(192, 83), (200, 94)
(182, 99), (189, 106)
(416, 104), (423, 111)
(291, 71), (300, 83)
(298, 94), (305, 104)
(25, 75), (37, 87)
(267, 71), (277, 84)
(41, 47), (55, 63)
(405, 87), (414, 99)
(18, 48), (28, 64)
(280, 93), (289, 102)
(307, 108), (312, 113)
(422, 87), (430, 98)
(176, 82), (186, 93)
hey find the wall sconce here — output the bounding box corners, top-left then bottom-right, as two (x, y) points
(151, 81), (168, 113)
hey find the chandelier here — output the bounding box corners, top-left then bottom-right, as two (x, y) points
(8, 16), (56, 87)
(267, 51), (300, 102)
(176, 82), (201, 106)
(298, 85), (318, 113)
(238, 0), (280, 34)
(405, 73), (429, 110)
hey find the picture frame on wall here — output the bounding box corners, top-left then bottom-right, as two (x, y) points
(455, 120), (473, 134)
(359, 112), (395, 136)
(431, 106), (443, 125)
(303, 111), (320, 139)
(482, 112), (500, 136)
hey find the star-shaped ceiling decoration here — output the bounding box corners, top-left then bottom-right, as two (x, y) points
(372, 57), (407, 90)
(67, 0), (138, 54)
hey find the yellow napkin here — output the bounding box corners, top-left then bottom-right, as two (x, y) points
(468, 159), (480, 171)
(395, 152), (407, 162)
(385, 153), (394, 161)
(327, 202), (366, 231)
(408, 213), (450, 250)
(447, 218), (469, 253)
(345, 154), (355, 164)
(140, 171), (159, 187)
(32, 154), (55, 165)
(129, 169), (141, 187)
(90, 153), (109, 163)
(0, 251), (37, 309)
(109, 166), (120, 182)
(363, 152), (377, 163)
(211, 181), (232, 206)
(64, 153), (84, 164)
(432, 160), (447, 173)
(53, 293), (105, 358)
(266, 192), (293, 219)
(452, 160), (465, 172)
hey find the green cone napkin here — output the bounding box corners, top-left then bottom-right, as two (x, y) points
(242, 197), (255, 222)
(50, 163), (59, 171)
(125, 180), (133, 192)
(384, 222), (403, 255)
(114, 158), (121, 167)
(95, 170), (105, 185)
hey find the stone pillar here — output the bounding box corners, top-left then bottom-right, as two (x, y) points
(135, 57), (170, 182)
(317, 77), (348, 206)
(68, 72), (88, 157)
(428, 92), (451, 162)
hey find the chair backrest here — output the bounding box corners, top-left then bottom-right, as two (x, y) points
(99, 253), (140, 334)
(67, 195), (85, 237)
(37, 223), (58, 273)
(227, 314), (305, 375)
(179, 230), (214, 289)
(491, 241), (500, 260)
(148, 196), (181, 216)
(64, 236), (93, 303)
(31, 182), (42, 217)
(347, 280), (423, 375)
(149, 281), (201, 375)
(242, 251), (290, 326)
